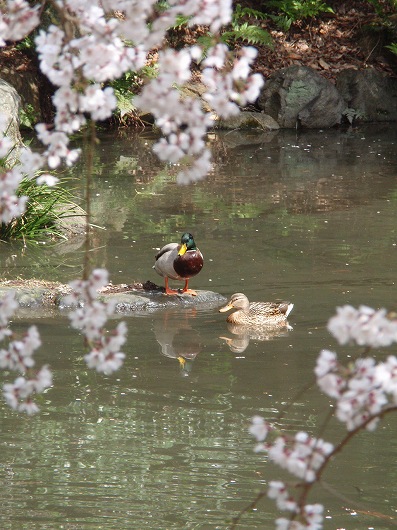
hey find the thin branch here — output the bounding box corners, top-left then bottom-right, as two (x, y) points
(320, 480), (397, 525)
(230, 489), (267, 529)
(297, 405), (397, 510)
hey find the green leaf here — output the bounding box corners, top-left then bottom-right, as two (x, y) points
(229, 22), (273, 46)
(386, 42), (397, 56)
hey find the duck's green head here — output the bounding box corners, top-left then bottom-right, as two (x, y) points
(178, 232), (196, 255)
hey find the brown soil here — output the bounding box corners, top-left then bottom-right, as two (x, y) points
(252, 0), (397, 82)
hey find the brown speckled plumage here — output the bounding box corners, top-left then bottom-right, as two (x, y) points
(219, 293), (293, 326)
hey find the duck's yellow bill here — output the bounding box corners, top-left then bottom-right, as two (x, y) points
(178, 243), (187, 256)
(219, 303), (233, 313)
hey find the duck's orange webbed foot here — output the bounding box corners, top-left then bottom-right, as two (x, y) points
(164, 288), (180, 295)
(181, 289), (198, 296)
(180, 280), (198, 296)
(164, 278), (180, 295)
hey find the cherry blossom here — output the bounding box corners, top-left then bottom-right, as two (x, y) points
(268, 432), (333, 483)
(84, 321), (127, 375)
(0, 0), (40, 45)
(268, 481), (298, 512)
(328, 304), (397, 348)
(267, 482), (324, 529)
(1, 115), (29, 223)
(3, 364), (52, 414)
(36, 174), (60, 186)
(303, 503), (324, 530)
(79, 85), (117, 121)
(183, 0), (233, 33)
(0, 291), (18, 340)
(315, 349), (346, 399)
(65, 269), (127, 375)
(136, 41), (263, 183)
(0, 325), (41, 372)
(315, 343), (397, 431)
(250, 416), (334, 483)
(375, 355), (397, 401)
(275, 519), (305, 530)
(35, 124), (81, 168)
(0, 168), (28, 223)
(0, 292), (52, 415)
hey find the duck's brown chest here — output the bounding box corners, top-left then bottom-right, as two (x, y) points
(174, 250), (203, 278)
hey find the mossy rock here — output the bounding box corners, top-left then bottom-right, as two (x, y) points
(0, 279), (227, 317)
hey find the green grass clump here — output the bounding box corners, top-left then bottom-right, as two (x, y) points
(1, 177), (83, 242)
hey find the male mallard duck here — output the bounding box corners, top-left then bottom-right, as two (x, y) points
(219, 293), (293, 326)
(154, 232), (204, 296)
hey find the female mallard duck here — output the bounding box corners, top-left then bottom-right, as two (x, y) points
(219, 293), (293, 326)
(154, 232), (204, 296)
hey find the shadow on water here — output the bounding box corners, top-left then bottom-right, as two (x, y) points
(1, 125), (397, 528)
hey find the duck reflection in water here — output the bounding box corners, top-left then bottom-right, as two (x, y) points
(219, 293), (294, 353)
(153, 309), (202, 376)
(220, 323), (292, 353)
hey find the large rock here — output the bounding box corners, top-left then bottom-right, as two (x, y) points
(258, 65), (344, 128)
(0, 280), (227, 317)
(212, 111), (279, 130)
(336, 68), (397, 122)
(0, 78), (23, 165)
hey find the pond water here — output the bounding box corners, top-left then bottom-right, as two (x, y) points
(1, 125), (397, 529)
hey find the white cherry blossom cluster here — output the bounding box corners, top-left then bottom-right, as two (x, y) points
(268, 481), (298, 513)
(0, 291), (18, 340)
(268, 481), (323, 529)
(250, 416), (334, 482)
(0, 292), (53, 414)
(172, 0), (232, 33)
(202, 44), (264, 116)
(3, 365), (53, 415)
(31, 10), (129, 163)
(274, 502), (323, 530)
(269, 432), (333, 483)
(316, 348), (397, 431)
(0, 166), (27, 223)
(0, 324), (40, 372)
(0, 0), (39, 45)
(327, 304), (397, 348)
(35, 124), (81, 168)
(63, 269), (127, 375)
(250, 417), (329, 528)
(84, 321), (127, 375)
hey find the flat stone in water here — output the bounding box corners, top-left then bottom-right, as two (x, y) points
(0, 279), (226, 315)
(102, 290), (227, 313)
